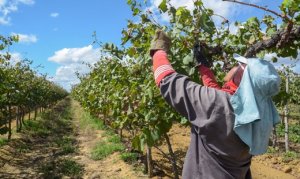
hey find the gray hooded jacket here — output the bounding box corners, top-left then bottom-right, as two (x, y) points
(160, 73), (252, 179)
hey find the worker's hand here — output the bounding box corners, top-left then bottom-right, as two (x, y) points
(193, 43), (211, 67)
(149, 29), (171, 57)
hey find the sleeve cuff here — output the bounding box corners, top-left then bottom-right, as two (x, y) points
(153, 50), (175, 86)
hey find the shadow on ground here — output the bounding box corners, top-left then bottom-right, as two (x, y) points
(0, 97), (84, 179)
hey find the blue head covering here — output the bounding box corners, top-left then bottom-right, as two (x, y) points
(230, 55), (281, 155)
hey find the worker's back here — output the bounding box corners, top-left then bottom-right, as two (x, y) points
(160, 73), (252, 179)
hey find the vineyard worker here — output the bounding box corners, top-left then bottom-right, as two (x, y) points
(150, 29), (281, 179)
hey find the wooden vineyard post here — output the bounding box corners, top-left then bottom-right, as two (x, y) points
(146, 145), (153, 177)
(284, 75), (289, 152)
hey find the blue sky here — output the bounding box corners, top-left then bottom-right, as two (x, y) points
(0, 0), (298, 90)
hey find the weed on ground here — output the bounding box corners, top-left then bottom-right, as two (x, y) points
(91, 141), (124, 160)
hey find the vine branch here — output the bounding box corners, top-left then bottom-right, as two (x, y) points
(146, 9), (163, 29)
(153, 146), (172, 161)
(222, 0), (290, 21)
(199, 25), (300, 58)
(244, 26), (300, 57)
(212, 14), (230, 32)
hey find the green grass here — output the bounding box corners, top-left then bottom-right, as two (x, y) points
(79, 107), (127, 161)
(61, 107), (72, 120)
(90, 129), (126, 160)
(40, 158), (83, 178)
(23, 120), (50, 137)
(120, 152), (138, 164)
(91, 141), (124, 160)
(23, 120), (41, 130)
(16, 142), (30, 153)
(276, 123), (300, 143)
(54, 136), (76, 154)
(103, 129), (115, 137)
(288, 104), (300, 119)
(283, 151), (299, 158)
(282, 151), (300, 163)
(59, 159), (84, 177)
(40, 162), (56, 176)
(0, 138), (8, 147)
(267, 147), (300, 163)
(80, 112), (105, 130)
(267, 146), (279, 154)
(39, 111), (52, 121)
(107, 133), (121, 143)
(278, 104), (300, 120)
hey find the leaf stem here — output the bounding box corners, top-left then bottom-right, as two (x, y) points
(146, 10), (163, 29)
(212, 14), (230, 32)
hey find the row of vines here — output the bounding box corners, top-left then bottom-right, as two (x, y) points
(0, 35), (68, 140)
(72, 0), (300, 178)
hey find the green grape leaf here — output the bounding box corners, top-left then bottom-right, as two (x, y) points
(159, 0), (168, 13)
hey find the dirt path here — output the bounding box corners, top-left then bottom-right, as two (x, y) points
(0, 98), (81, 178)
(251, 162), (297, 179)
(70, 100), (146, 179)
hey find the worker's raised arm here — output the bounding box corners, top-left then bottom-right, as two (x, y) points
(193, 43), (221, 89)
(150, 30), (229, 126)
(198, 65), (221, 89)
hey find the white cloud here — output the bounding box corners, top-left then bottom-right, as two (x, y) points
(48, 45), (100, 64)
(0, 0), (34, 25)
(50, 63), (91, 91)
(0, 0), (6, 6)
(264, 53), (300, 74)
(50, 12), (59, 18)
(49, 45), (101, 91)
(10, 52), (23, 63)
(149, 0), (233, 23)
(17, 0), (34, 5)
(11, 33), (38, 44)
(203, 0), (232, 19)
(0, 16), (9, 25)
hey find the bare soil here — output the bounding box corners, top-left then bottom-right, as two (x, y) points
(0, 99), (77, 178)
(70, 100), (147, 179)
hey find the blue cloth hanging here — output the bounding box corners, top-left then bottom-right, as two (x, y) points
(230, 57), (281, 155)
